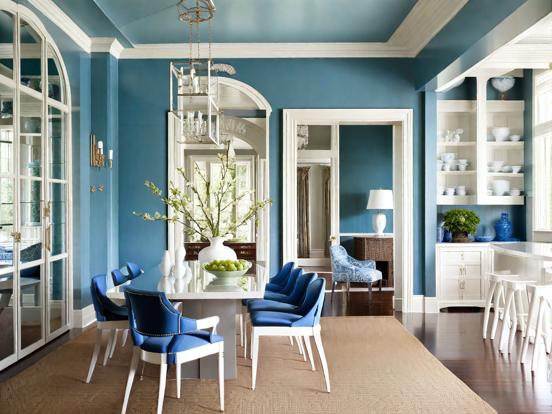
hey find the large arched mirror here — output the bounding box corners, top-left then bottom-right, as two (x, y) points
(167, 77), (271, 269)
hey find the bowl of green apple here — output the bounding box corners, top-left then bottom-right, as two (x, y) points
(202, 259), (252, 283)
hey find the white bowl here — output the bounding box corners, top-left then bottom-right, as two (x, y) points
(502, 165), (513, 173)
(492, 179), (511, 196)
(457, 159), (468, 165)
(492, 127), (510, 142)
(441, 153), (456, 163)
(445, 188), (455, 196)
(491, 77), (515, 93)
(510, 189), (521, 196)
(509, 134), (521, 142)
(458, 164), (468, 171)
(489, 160), (505, 173)
(443, 163), (452, 172)
(511, 165), (522, 174)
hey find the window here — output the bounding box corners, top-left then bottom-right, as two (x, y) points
(534, 70), (552, 231)
(187, 155), (254, 242)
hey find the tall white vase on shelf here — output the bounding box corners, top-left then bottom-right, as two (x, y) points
(157, 250), (174, 293)
(174, 245), (188, 292)
(197, 236), (237, 263)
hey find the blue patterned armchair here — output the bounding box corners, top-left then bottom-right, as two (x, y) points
(330, 245), (382, 301)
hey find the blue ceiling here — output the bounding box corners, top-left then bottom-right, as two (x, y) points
(52, 0), (418, 45)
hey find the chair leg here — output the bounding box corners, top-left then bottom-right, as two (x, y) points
(483, 280), (497, 339)
(157, 363), (168, 414)
(296, 336), (305, 359)
(218, 347), (224, 411)
(313, 329), (331, 393)
(304, 335), (315, 371)
(331, 281), (337, 303)
(289, 336), (294, 346)
(176, 363), (181, 399)
(239, 313), (244, 347)
(85, 328), (102, 383)
(532, 299), (546, 372)
(103, 329), (114, 366)
(109, 329), (119, 359)
(508, 298), (518, 354)
(251, 329), (260, 390)
(121, 347), (140, 414)
(491, 285), (504, 340)
(243, 313), (248, 358)
(122, 329), (129, 347)
(499, 289), (515, 353)
(521, 291), (538, 364)
(368, 282), (372, 293)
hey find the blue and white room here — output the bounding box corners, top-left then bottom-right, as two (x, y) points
(2, 1), (552, 413)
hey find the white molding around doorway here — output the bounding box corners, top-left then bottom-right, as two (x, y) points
(282, 109), (414, 312)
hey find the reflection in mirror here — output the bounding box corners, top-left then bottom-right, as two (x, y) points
(20, 179), (42, 262)
(20, 92), (42, 177)
(48, 106), (65, 179)
(19, 264), (42, 349)
(0, 271), (15, 362)
(20, 19), (42, 93)
(297, 125), (332, 266)
(49, 258), (66, 333)
(50, 182), (66, 256)
(47, 46), (64, 102)
(0, 11), (14, 79)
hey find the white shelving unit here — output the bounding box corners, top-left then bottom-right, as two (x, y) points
(436, 77), (525, 206)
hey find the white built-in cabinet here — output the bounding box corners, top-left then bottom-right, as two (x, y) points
(436, 243), (498, 309)
(437, 77), (525, 205)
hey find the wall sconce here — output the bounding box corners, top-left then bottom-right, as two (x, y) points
(90, 133), (113, 169)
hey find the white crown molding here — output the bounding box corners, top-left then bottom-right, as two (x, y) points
(27, 0), (467, 59)
(28, 0), (91, 53)
(90, 37), (124, 59)
(119, 42), (411, 59)
(389, 0), (468, 55)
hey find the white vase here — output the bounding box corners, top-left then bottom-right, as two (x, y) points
(157, 250), (174, 293)
(197, 236), (237, 263)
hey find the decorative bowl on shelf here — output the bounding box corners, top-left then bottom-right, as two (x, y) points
(492, 127), (510, 142)
(511, 165), (522, 174)
(491, 76), (515, 94)
(445, 187), (455, 196)
(509, 134), (521, 142)
(475, 235), (494, 242)
(510, 188), (521, 196)
(489, 160), (505, 172)
(441, 152), (456, 163)
(492, 179), (510, 196)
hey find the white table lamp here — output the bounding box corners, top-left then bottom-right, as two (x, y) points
(366, 189), (394, 236)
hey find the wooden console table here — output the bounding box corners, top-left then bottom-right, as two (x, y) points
(184, 242), (256, 261)
(354, 236), (394, 288)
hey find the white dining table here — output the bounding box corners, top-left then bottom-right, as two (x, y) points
(106, 261), (267, 379)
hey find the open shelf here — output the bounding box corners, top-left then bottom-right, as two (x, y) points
(438, 170), (476, 176)
(486, 141), (524, 149)
(437, 142), (476, 147)
(480, 195), (525, 205)
(487, 172), (524, 178)
(437, 195), (476, 205)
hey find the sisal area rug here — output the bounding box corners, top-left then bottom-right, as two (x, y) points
(0, 316), (495, 414)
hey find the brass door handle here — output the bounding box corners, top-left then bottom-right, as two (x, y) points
(11, 232), (21, 243)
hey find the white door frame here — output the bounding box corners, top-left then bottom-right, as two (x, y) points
(167, 77), (272, 272)
(283, 109), (414, 312)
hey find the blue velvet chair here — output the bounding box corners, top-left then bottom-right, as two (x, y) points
(249, 277), (330, 392)
(121, 287), (224, 414)
(265, 261), (295, 292)
(240, 261), (296, 355)
(248, 271), (314, 313)
(330, 245), (383, 302)
(263, 267), (304, 301)
(85, 274), (129, 384)
(111, 262), (144, 287)
(126, 262), (144, 279)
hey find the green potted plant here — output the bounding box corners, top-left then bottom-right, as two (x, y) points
(443, 208), (480, 243)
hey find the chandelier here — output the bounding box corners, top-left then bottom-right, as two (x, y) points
(170, 0), (235, 145)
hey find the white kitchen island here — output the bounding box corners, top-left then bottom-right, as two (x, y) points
(107, 261), (267, 379)
(491, 242), (552, 283)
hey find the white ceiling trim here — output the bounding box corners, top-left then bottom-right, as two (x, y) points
(27, 0), (467, 59)
(29, 0), (91, 53)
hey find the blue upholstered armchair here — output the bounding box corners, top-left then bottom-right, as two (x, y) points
(330, 245), (382, 301)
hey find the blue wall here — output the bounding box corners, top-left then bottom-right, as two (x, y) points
(118, 58), (425, 294)
(339, 125), (393, 233)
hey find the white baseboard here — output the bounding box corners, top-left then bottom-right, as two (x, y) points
(424, 297), (440, 314)
(72, 304), (96, 329)
(394, 297), (402, 312)
(411, 295), (424, 313)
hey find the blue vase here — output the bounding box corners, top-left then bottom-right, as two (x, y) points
(443, 230), (452, 243)
(494, 213), (513, 241)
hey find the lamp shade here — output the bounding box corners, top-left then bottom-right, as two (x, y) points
(366, 189), (394, 210)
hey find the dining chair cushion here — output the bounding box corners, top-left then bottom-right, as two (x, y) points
(248, 299), (299, 313)
(126, 262), (144, 279)
(250, 311), (303, 327)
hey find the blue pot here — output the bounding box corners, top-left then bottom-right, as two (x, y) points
(494, 213), (513, 241)
(443, 230), (452, 243)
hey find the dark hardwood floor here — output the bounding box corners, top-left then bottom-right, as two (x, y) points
(2, 290), (551, 413)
